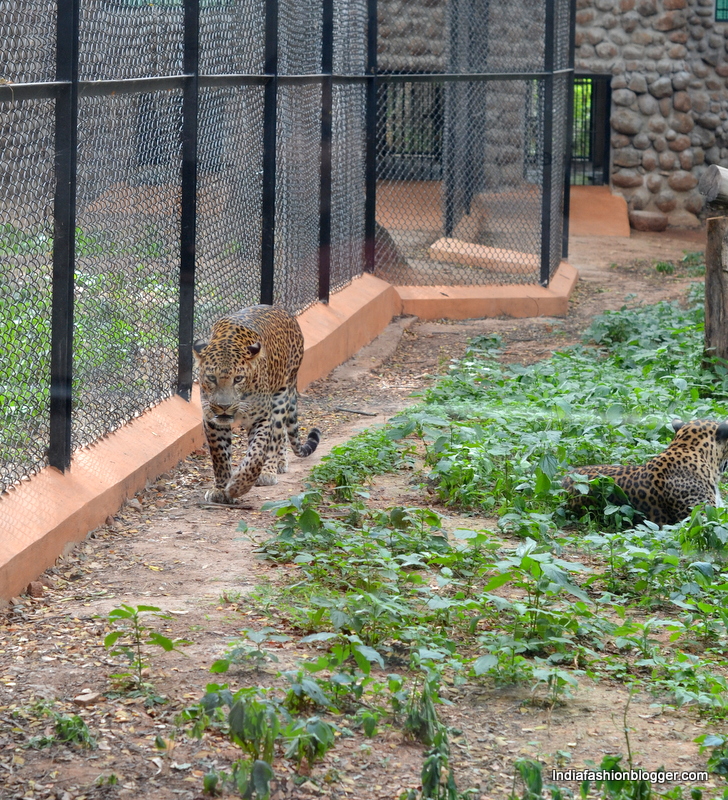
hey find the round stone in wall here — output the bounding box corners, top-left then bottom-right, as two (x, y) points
(648, 76), (674, 97)
(672, 91), (692, 112)
(629, 210), (669, 230)
(613, 169), (645, 187)
(612, 108), (643, 134)
(667, 170), (699, 191)
(613, 88), (638, 105)
(655, 189), (677, 211)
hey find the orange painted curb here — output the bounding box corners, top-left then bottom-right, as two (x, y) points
(297, 273), (402, 391)
(395, 261), (578, 320)
(569, 186), (630, 238)
(0, 392), (205, 601)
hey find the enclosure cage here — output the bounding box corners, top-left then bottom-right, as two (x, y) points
(0, 0), (574, 492)
(373, 0), (575, 290)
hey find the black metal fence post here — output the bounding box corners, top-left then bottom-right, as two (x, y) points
(177, 0), (200, 400)
(443, 0), (459, 238)
(363, 0), (377, 273)
(260, 0), (279, 304)
(539, 0), (555, 287)
(49, 0), (80, 471)
(318, 0), (334, 302)
(561, 0), (576, 260)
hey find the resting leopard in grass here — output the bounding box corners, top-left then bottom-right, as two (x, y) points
(562, 419), (728, 525)
(193, 305), (321, 504)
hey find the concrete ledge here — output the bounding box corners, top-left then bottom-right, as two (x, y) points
(297, 273), (402, 390)
(395, 261), (578, 320)
(429, 237), (539, 273)
(0, 393), (205, 601)
(569, 186), (630, 238)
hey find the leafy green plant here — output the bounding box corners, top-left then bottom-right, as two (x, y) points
(655, 260), (675, 275)
(508, 758), (567, 800)
(311, 426), (416, 500)
(28, 710), (96, 750)
(681, 251), (705, 277)
(695, 732), (728, 777)
(531, 664), (579, 707)
(282, 716), (336, 770)
(103, 604), (188, 693)
(403, 672), (442, 746)
(211, 628), (291, 673)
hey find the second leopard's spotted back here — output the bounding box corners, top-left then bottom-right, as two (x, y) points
(562, 420), (728, 525)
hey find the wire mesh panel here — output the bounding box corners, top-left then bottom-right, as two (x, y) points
(329, 0), (367, 294)
(0, 98), (55, 492)
(73, 91), (182, 449)
(195, 86), (265, 334)
(330, 82), (366, 294)
(273, 0), (323, 313)
(195, 0), (266, 336)
(71, 2), (185, 448)
(549, 72), (570, 280)
(0, 2), (57, 83)
(374, 0), (572, 287)
(274, 82), (321, 312)
(78, 0), (184, 80)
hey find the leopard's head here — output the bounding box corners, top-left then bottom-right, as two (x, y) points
(671, 419), (728, 472)
(193, 319), (265, 422)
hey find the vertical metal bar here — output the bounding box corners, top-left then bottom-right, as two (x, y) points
(49, 0), (79, 471)
(443, 0), (459, 237)
(561, 0), (576, 259)
(363, 0), (377, 273)
(318, 0), (334, 301)
(260, 0), (278, 304)
(539, 0), (555, 287)
(600, 78), (612, 185)
(177, 0), (200, 400)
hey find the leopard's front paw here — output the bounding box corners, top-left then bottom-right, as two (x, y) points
(205, 488), (235, 504)
(255, 472), (278, 486)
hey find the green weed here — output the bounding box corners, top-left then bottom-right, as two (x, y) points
(103, 604), (189, 696)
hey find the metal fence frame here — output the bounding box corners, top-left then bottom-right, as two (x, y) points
(0, 0), (575, 481)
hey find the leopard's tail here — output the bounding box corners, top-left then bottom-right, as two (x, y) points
(288, 426), (321, 458)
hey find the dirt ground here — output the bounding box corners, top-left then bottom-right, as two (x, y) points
(0, 228), (720, 800)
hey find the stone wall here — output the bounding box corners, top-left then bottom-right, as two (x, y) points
(377, 0), (448, 72)
(576, 0), (728, 229)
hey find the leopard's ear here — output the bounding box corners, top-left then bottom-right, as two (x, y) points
(246, 342), (262, 358)
(672, 419), (685, 432)
(717, 422), (728, 442)
(193, 340), (207, 365)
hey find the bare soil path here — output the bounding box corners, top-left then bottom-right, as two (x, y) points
(0, 228), (716, 800)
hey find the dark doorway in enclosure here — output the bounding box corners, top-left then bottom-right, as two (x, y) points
(570, 74), (611, 186)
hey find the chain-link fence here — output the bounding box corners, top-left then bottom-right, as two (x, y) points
(0, 0), (572, 493)
(373, 0), (574, 287)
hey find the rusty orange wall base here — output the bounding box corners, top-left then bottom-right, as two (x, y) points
(396, 261), (578, 320)
(297, 273), (402, 390)
(0, 266), (577, 601)
(0, 392), (205, 601)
